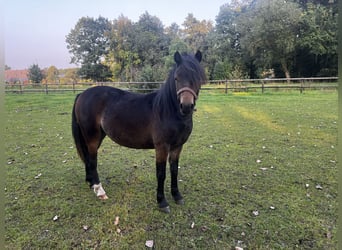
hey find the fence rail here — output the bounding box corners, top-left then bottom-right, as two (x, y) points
(4, 77), (338, 94)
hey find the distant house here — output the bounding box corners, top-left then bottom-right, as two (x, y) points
(5, 70), (29, 84)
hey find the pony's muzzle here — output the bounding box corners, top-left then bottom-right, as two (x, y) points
(179, 101), (194, 115)
(177, 88), (197, 115)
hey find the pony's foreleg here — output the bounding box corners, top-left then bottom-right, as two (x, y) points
(169, 147), (184, 205)
(155, 147), (170, 213)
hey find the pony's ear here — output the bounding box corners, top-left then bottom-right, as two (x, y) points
(174, 51), (182, 65)
(195, 50), (202, 62)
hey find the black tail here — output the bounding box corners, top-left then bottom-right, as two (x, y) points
(72, 94), (88, 164)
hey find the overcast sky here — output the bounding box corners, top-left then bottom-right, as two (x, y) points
(4, 0), (228, 70)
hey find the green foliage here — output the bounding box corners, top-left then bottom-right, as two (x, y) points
(66, 16), (112, 81)
(65, 1), (337, 81)
(295, 3), (338, 76)
(77, 63), (112, 82)
(237, 0), (302, 78)
(182, 13), (213, 52)
(212, 60), (231, 80)
(28, 64), (44, 84)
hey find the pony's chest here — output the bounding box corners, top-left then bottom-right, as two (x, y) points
(163, 120), (193, 146)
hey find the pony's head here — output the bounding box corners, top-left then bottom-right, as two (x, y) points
(173, 50), (206, 116)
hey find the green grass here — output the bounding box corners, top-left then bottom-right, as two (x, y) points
(5, 90), (337, 249)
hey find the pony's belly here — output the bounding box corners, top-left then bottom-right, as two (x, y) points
(106, 131), (155, 149)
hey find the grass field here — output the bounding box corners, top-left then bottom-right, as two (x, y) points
(5, 90), (337, 249)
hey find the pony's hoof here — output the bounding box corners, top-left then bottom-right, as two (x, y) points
(159, 206), (171, 213)
(98, 194), (108, 200)
(92, 183), (107, 200)
(175, 199), (184, 205)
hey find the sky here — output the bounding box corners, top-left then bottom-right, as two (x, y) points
(4, 0), (228, 70)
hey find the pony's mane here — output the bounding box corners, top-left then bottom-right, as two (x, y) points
(153, 52), (206, 118)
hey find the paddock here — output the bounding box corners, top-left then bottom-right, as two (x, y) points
(5, 90), (337, 249)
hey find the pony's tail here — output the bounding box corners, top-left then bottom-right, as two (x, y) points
(72, 94), (87, 164)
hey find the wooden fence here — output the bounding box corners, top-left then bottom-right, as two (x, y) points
(4, 77), (338, 94)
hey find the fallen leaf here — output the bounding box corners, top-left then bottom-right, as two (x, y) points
(235, 247), (243, 250)
(315, 184), (323, 190)
(252, 210), (259, 216)
(256, 159), (261, 163)
(190, 222), (195, 229)
(260, 168), (268, 171)
(83, 225), (90, 231)
(114, 216), (120, 225)
(35, 173), (42, 179)
(145, 240), (154, 248)
(326, 231), (332, 239)
(53, 215), (59, 221)
(116, 228), (121, 233)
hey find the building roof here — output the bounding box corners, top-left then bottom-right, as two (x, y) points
(5, 69), (29, 83)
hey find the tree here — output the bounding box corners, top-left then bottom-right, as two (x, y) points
(165, 23), (182, 40)
(106, 15), (141, 81)
(63, 68), (79, 84)
(45, 66), (59, 83)
(207, 2), (247, 79)
(66, 16), (112, 81)
(106, 12), (170, 82)
(182, 14), (213, 52)
(295, 3), (337, 76)
(28, 64), (44, 84)
(237, 0), (302, 78)
(134, 12), (170, 67)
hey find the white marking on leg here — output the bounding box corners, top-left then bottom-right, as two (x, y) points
(92, 183), (108, 200)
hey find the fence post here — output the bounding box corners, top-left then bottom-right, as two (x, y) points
(261, 80), (265, 94)
(300, 80), (304, 94)
(19, 83), (23, 94)
(73, 82), (75, 94)
(45, 83), (48, 94)
(225, 80), (228, 94)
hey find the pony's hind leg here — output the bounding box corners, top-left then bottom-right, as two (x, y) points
(85, 134), (108, 200)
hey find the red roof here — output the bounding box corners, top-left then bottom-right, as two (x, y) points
(5, 70), (29, 83)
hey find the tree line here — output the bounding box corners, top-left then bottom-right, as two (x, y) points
(65, 0), (337, 82)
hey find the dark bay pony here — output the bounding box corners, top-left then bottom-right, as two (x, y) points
(72, 51), (206, 213)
